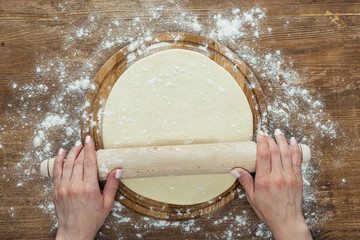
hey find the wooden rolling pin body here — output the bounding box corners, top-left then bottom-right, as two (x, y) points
(40, 141), (311, 180)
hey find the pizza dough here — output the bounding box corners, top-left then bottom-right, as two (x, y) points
(102, 49), (253, 205)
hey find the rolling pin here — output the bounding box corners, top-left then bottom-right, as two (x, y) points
(40, 141), (311, 180)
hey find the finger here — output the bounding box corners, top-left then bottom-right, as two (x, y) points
(274, 129), (293, 172)
(103, 169), (122, 211)
(265, 134), (283, 173)
(53, 148), (65, 189)
(231, 168), (254, 200)
(62, 141), (83, 181)
(72, 148), (85, 181)
(290, 137), (302, 177)
(84, 135), (98, 184)
(256, 130), (271, 175)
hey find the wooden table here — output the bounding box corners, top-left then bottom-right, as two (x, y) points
(1, 0), (359, 239)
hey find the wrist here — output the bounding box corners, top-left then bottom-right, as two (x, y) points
(56, 225), (97, 240)
(270, 216), (312, 240)
(55, 226), (69, 240)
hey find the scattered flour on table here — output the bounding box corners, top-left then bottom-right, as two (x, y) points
(3, 1), (345, 239)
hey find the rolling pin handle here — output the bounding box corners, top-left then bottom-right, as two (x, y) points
(40, 158), (55, 178)
(299, 144), (311, 163)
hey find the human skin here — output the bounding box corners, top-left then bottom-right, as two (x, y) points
(52, 130), (312, 239)
(53, 136), (122, 240)
(231, 129), (313, 240)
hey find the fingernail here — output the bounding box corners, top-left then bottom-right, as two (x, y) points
(258, 130), (266, 136)
(231, 169), (241, 178)
(290, 137), (297, 146)
(58, 148), (64, 156)
(75, 141), (82, 147)
(85, 135), (91, 144)
(274, 129), (283, 136)
(115, 169), (122, 179)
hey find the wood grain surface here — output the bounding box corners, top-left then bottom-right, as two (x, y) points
(1, 0), (360, 239)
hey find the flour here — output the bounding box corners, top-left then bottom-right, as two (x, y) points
(9, 207), (15, 218)
(255, 222), (272, 238)
(75, 28), (89, 38)
(68, 78), (90, 92)
(3, 1), (345, 239)
(40, 115), (68, 129)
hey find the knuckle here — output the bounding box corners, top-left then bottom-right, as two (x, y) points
(257, 177), (270, 188)
(292, 158), (301, 167)
(68, 188), (78, 197)
(63, 161), (72, 169)
(53, 170), (60, 179)
(281, 151), (291, 159)
(292, 146), (301, 154)
(58, 187), (68, 199)
(286, 176), (294, 187)
(84, 159), (96, 168)
(55, 155), (65, 163)
(75, 158), (83, 165)
(68, 183), (81, 196)
(263, 180), (271, 188)
(70, 146), (79, 153)
(274, 176), (285, 187)
(259, 152), (270, 160)
(271, 148), (281, 157)
(84, 184), (96, 194)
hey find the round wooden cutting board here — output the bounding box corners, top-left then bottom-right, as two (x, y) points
(81, 32), (268, 220)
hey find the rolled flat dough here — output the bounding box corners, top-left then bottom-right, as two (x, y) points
(102, 49), (253, 205)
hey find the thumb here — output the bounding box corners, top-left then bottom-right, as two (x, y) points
(102, 169), (122, 210)
(231, 168), (254, 198)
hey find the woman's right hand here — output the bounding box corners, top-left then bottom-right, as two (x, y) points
(231, 129), (312, 240)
